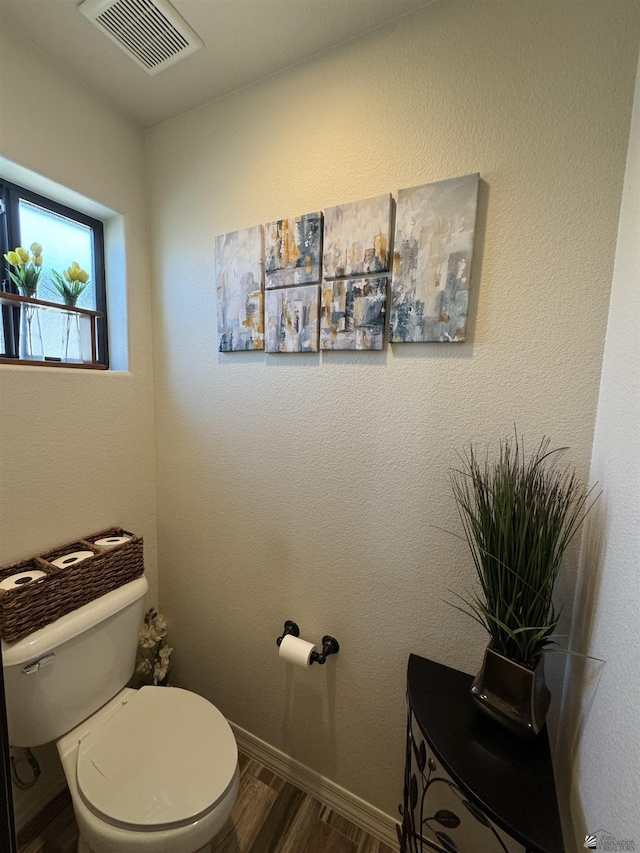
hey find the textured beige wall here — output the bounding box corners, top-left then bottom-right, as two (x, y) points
(0, 28), (157, 587)
(558, 55), (640, 851)
(147, 0), (640, 822)
(0, 25), (157, 826)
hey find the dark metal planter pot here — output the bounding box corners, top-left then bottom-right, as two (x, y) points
(471, 645), (551, 739)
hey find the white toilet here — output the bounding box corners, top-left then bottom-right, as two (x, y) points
(2, 576), (239, 853)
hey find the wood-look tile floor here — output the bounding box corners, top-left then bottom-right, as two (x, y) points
(17, 751), (397, 853)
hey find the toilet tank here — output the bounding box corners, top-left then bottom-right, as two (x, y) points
(1, 576), (148, 747)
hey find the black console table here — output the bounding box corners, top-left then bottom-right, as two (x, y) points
(398, 655), (565, 853)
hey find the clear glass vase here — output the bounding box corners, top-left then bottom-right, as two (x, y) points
(19, 302), (44, 360)
(60, 310), (85, 363)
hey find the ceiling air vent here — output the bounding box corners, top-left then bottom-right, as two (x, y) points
(79, 0), (203, 75)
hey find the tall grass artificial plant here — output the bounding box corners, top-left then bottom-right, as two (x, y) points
(450, 433), (597, 669)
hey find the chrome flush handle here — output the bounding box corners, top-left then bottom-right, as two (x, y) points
(22, 653), (55, 674)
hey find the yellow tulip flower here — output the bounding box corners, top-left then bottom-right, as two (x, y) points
(61, 263), (86, 284)
(30, 243), (43, 256)
(16, 247), (30, 264)
(51, 262), (89, 304)
(33, 255), (43, 268)
(64, 263), (88, 283)
(4, 251), (20, 267)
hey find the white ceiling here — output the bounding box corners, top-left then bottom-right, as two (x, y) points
(0, 0), (431, 127)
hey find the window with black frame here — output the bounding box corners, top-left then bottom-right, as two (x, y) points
(0, 179), (108, 368)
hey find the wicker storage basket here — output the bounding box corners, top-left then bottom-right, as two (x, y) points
(0, 528), (144, 643)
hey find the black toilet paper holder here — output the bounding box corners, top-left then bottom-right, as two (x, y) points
(276, 620), (340, 665)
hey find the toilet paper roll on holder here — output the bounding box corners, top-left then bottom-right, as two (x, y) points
(276, 620), (340, 665)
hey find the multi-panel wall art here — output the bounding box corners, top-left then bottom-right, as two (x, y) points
(265, 212), (322, 289)
(389, 173), (479, 343)
(215, 173), (480, 354)
(320, 277), (388, 351)
(265, 285), (320, 353)
(215, 225), (264, 352)
(322, 194), (392, 279)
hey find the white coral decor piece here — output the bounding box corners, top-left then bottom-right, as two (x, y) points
(153, 644), (174, 685)
(134, 609), (173, 686)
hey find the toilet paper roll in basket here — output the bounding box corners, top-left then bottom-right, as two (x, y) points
(94, 536), (132, 551)
(0, 570), (47, 591)
(50, 551), (94, 569)
(278, 634), (318, 668)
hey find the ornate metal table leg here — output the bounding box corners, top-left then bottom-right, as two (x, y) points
(398, 694), (524, 853)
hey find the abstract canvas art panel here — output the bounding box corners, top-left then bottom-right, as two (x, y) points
(320, 276), (388, 351)
(323, 194), (392, 279)
(389, 173), (479, 343)
(265, 285), (319, 353)
(215, 225), (264, 352)
(265, 212), (322, 289)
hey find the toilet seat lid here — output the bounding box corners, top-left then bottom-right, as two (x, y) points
(77, 686), (237, 830)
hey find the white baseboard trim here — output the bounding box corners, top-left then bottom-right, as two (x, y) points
(230, 722), (398, 848)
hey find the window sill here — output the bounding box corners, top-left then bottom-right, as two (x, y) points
(0, 358), (107, 370)
(0, 292), (105, 367)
